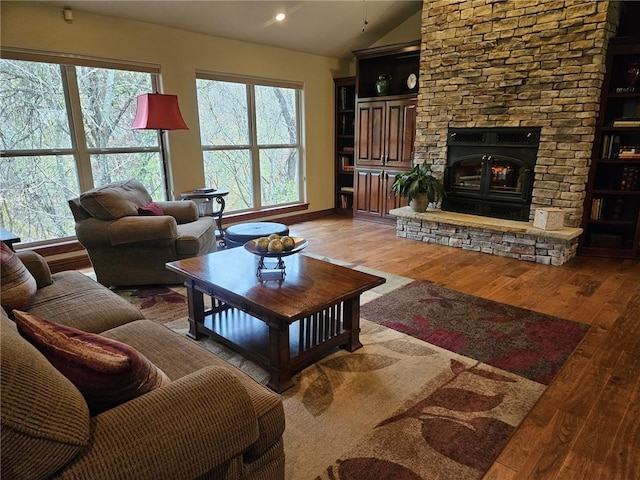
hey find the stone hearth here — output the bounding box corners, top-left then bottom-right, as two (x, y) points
(391, 207), (582, 266)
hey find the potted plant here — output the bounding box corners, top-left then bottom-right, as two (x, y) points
(391, 163), (445, 212)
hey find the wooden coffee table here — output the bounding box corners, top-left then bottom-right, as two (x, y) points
(166, 248), (385, 392)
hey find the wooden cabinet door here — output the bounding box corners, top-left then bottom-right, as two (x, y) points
(354, 169), (384, 217)
(383, 170), (409, 218)
(356, 101), (385, 166)
(385, 99), (416, 170)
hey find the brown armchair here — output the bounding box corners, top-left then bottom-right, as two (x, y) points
(68, 179), (216, 286)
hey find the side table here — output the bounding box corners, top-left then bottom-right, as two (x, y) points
(180, 189), (229, 248)
(1, 227), (21, 251)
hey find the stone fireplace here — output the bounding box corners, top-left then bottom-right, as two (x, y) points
(413, 0), (622, 228)
(391, 0), (625, 265)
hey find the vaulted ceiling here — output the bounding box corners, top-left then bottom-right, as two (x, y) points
(42, 1), (423, 59)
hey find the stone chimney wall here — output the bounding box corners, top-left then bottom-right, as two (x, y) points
(415, 0), (621, 227)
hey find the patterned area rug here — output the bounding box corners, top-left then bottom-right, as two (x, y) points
(114, 259), (587, 480)
(360, 280), (590, 385)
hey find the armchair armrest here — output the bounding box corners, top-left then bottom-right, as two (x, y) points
(60, 366), (260, 480)
(107, 216), (178, 246)
(15, 250), (53, 289)
(156, 201), (199, 224)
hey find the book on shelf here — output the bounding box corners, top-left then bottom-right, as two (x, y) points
(342, 146), (355, 153)
(339, 192), (353, 209)
(340, 186), (354, 194)
(601, 134), (622, 159)
(612, 119), (640, 127)
(618, 146), (640, 159)
(590, 197), (604, 220)
(339, 155), (354, 171)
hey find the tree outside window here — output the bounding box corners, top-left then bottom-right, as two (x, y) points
(196, 77), (303, 213)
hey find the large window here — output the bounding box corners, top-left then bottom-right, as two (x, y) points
(196, 75), (303, 213)
(0, 55), (163, 245)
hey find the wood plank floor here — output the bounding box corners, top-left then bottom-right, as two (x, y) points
(288, 215), (640, 480)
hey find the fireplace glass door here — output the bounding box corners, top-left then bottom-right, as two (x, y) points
(487, 156), (527, 194)
(450, 154), (531, 198)
(451, 157), (482, 191)
(444, 127), (540, 221)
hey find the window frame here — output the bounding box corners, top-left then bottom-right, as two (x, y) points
(196, 71), (305, 213)
(2, 49), (164, 193)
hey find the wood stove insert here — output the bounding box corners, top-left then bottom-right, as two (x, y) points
(443, 127), (541, 221)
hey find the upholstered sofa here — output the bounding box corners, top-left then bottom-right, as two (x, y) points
(68, 179), (217, 286)
(1, 250), (285, 480)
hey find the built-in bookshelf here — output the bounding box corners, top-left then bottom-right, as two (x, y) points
(334, 77), (356, 216)
(580, 37), (640, 257)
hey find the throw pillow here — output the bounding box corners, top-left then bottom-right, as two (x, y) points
(13, 310), (171, 415)
(79, 179), (152, 220)
(0, 242), (37, 314)
(138, 201), (164, 216)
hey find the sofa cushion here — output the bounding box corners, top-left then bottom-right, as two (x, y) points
(15, 250), (53, 289)
(101, 319), (285, 459)
(80, 179), (152, 220)
(1, 315), (90, 480)
(0, 242), (37, 314)
(138, 201), (164, 216)
(14, 311), (171, 415)
(27, 270), (144, 333)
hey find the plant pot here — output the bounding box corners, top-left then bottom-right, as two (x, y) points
(409, 193), (428, 212)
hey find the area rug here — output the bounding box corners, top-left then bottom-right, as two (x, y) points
(114, 260), (587, 480)
(360, 280), (590, 385)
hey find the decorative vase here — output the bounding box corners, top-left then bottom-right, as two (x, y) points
(375, 74), (392, 96)
(409, 193), (428, 212)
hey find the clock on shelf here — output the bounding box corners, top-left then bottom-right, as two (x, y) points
(406, 73), (417, 90)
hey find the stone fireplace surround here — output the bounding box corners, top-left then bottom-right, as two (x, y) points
(396, 0), (623, 263)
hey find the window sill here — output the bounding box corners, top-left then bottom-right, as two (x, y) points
(223, 203), (309, 225)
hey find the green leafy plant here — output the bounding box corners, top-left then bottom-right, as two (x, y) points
(391, 163), (445, 203)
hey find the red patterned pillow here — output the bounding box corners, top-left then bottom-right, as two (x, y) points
(13, 310), (171, 415)
(0, 242), (37, 313)
(138, 201), (164, 216)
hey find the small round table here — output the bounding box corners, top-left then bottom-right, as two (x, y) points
(180, 189), (229, 248)
(225, 222), (289, 249)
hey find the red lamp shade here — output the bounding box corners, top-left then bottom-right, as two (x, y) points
(131, 93), (188, 130)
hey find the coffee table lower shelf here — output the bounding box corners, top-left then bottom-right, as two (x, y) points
(191, 302), (361, 393)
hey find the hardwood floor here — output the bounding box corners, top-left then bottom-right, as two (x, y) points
(288, 215), (640, 480)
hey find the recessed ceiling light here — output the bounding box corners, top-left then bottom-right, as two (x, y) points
(275, 12), (286, 21)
